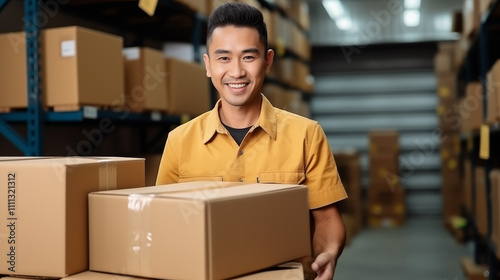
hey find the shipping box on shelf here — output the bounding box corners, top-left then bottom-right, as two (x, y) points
(475, 166), (488, 236)
(465, 81), (483, 131)
(44, 26), (124, 111)
(369, 130), (399, 155)
(89, 181), (311, 280)
(0, 32), (28, 112)
(490, 169), (500, 259)
(0, 157), (145, 278)
(486, 60), (500, 124)
(123, 47), (168, 113)
(367, 186), (406, 227)
(165, 57), (211, 117)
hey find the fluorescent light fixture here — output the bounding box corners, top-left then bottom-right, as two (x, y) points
(336, 17), (353, 30)
(404, 9), (420, 27)
(404, 0), (421, 9)
(322, 0), (344, 19)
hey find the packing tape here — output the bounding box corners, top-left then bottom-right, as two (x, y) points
(127, 194), (154, 275)
(99, 161), (117, 191)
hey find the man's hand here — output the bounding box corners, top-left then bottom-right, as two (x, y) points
(311, 252), (336, 280)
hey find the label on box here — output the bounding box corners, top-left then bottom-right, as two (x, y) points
(139, 0), (158, 16)
(61, 40), (76, 57)
(83, 106), (98, 119)
(123, 48), (141, 60)
(151, 111), (161, 121)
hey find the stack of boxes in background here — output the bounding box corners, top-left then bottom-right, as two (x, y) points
(0, 157), (311, 280)
(433, 42), (463, 238)
(366, 131), (406, 227)
(334, 150), (363, 245)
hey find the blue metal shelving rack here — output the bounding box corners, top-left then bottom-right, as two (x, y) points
(0, 0), (210, 156)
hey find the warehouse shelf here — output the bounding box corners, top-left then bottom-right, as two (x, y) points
(457, 1), (500, 279)
(0, 0), (204, 156)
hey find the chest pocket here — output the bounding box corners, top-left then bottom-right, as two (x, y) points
(178, 175), (223, 183)
(257, 172), (305, 184)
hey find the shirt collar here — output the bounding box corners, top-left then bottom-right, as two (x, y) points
(202, 94), (277, 144)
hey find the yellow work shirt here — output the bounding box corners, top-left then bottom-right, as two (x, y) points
(156, 94), (347, 209)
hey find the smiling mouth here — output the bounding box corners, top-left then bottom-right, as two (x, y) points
(226, 83), (249, 89)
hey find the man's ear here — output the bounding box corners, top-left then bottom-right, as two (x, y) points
(265, 49), (274, 73)
(203, 53), (211, 78)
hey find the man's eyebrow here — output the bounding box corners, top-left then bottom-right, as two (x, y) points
(213, 49), (230, 55)
(242, 48), (260, 54)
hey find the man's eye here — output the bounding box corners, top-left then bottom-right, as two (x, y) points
(243, 56), (255, 61)
(218, 57), (229, 61)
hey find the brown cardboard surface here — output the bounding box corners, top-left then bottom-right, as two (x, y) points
(490, 169), (500, 258)
(475, 166), (488, 236)
(465, 82), (484, 131)
(123, 47), (168, 112)
(165, 57), (211, 116)
(0, 32), (28, 110)
(434, 52), (454, 74)
(486, 60), (500, 124)
(89, 182), (311, 280)
(44, 26), (124, 110)
(0, 157), (144, 278)
(369, 130), (399, 155)
(230, 262), (303, 280)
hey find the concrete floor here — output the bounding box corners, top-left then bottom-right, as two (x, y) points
(334, 217), (471, 280)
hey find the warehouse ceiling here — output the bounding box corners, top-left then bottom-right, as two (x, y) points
(308, 0), (463, 46)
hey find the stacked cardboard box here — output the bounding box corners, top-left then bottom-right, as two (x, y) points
(0, 157), (145, 278)
(440, 133), (463, 225)
(0, 158), (311, 280)
(0, 27), (125, 112)
(334, 151), (363, 243)
(486, 60), (500, 125)
(367, 131), (405, 227)
(490, 169), (500, 259)
(89, 182), (311, 280)
(475, 166), (488, 237)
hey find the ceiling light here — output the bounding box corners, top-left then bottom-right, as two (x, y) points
(434, 14), (452, 32)
(322, 0), (345, 19)
(336, 17), (353, 30)
(404, 9), (420, 27)
(404, 0), (421, 9)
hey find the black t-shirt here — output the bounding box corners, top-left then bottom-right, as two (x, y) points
(222, 123), (252, 146)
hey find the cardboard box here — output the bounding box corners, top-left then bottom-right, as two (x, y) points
(0, 157), (145, 277)
(367, 186), (406, 227)
(44, 26), (124, 111)
(89, 182), (311, 280)
(369, 153), (399, 191)
(475, 166), (487, 236)
(262, 83), (286, 109)
(369, 130), (399, 155)
(490, 169), (500, 258)
(465, 82), (483, 131)
(290, 1), (310, 31)
(463, 159), (474, 215)
(0, 32), (28, 111)
(486, 60), (500, 124)
(123, 47), (168, 113)
(165, 57), (211, 116)
(434, 51), (454, 74)
(57, 262), (304, 280)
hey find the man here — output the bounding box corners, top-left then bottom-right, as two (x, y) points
(156, 3), (347, 279)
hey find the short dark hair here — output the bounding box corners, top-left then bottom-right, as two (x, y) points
(206, 2), (268, 51)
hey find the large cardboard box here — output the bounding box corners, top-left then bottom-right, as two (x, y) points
(434, 51), (454, 74)
(463, 159), (474, 215)
(123, 47), (168, 113)
(0, 157), (145, 278)
(89, 182), (311, 280)
(369, 154), (399, 191)
(0, 32), (28, 111)
(367, 186), (406, 227)
(56, 262), (304, 280)
(44, 26), (124, 111)
(165, 57), (211, 116)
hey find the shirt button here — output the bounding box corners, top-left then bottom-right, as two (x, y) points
(239, 150), (244, 156)
(238, 178), (243, 182)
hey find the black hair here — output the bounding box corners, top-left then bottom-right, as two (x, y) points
(206, 2), (268, 50)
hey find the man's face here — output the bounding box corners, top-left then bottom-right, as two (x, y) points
(203, 25), (274, 108)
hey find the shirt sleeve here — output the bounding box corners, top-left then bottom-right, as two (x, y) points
(305, 123), (348, 209)
(156, 133), (180, 185)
